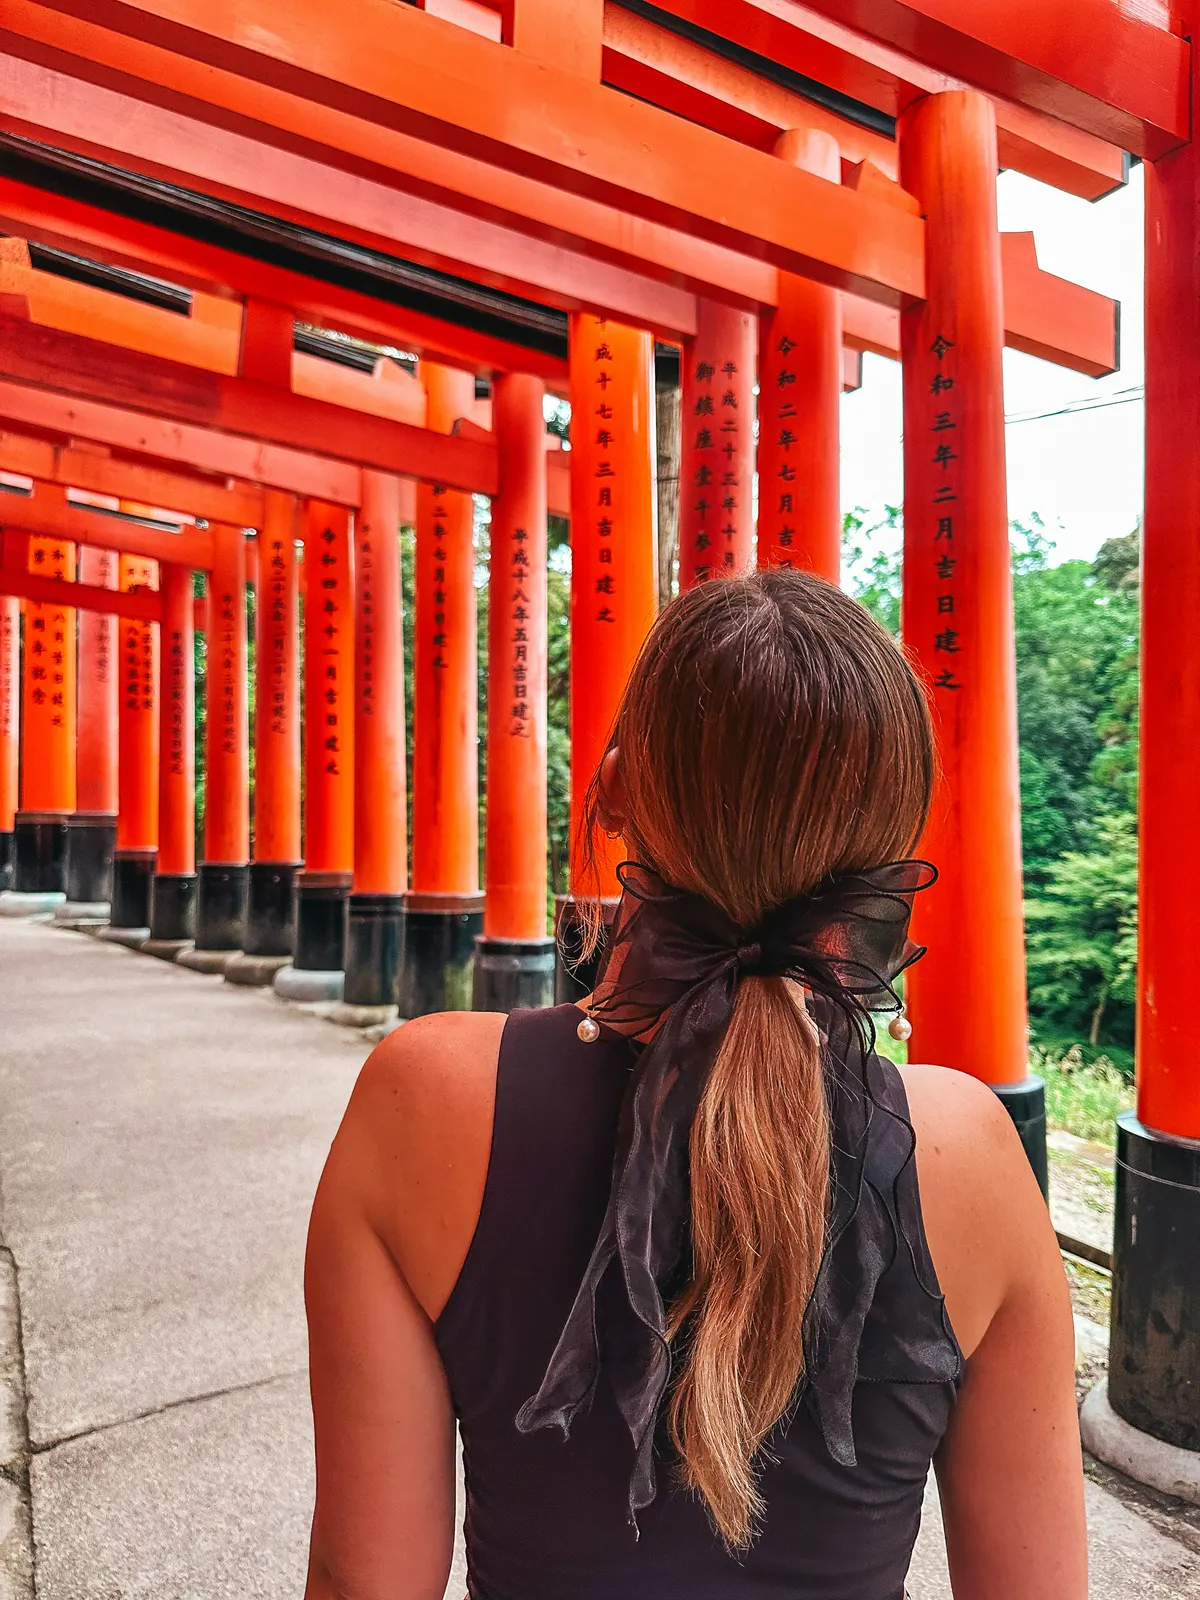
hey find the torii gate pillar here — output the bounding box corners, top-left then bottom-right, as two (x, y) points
(1091, 61), (1200, 1463)
(275, 501), (355, 1002)
(556, 314), (657, 1000)
(146, 561), (197, 956)
(898, 92), (1044, 1186)
(227, 491), (303, 986)
(341, 469), (409, 1020)
(9, 538), (76, 911)
(758, 131), (843, 580)
(0, 597), (16, 893)
(180, 524), (249, 970)
(101, 553), (160, 943)
(677, 300), (756, 589)
(62, 546), (118, 919)
(474, 372), (555, 1012)
(401, 364), (483, 1016)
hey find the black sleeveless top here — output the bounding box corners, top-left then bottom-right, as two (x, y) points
(434, 1004), (964, 1600)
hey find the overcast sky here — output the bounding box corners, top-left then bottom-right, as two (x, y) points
(840, 164), (1145, 566)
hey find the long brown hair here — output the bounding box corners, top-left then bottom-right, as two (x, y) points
(578, 568), (934, 1547)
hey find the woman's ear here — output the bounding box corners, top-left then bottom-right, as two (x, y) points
(596, 746), (626, 836)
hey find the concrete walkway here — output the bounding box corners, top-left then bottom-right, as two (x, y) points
(0, 917), (1197, 1598)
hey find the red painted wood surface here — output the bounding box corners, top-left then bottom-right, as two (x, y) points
(19, 536), (76, 814)
(76, 545), (119, 815)
(412, 366), (478, 894)
(354, 472), (408, 895)
(678, 300), (756, 588)
(0, 598), (18, 833)
(253, 491), (301, 865)
(899, 91), (1027, 1088)
(485, 373), (548, 938)
(758, 130), (843, 582)
(1137, 57), (1200, 1141)
(567, 314), (657, 897)
(203, 524), (249, 865)
(157, 560), (195, 876)
(116, 549), (159, 852)
(302, 501), (355, 875)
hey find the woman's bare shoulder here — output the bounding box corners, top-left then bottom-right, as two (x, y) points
(898, 1062), (1058, 1357)
(356, 1009), (509, 1129)
(333, 1010), (509, 1318)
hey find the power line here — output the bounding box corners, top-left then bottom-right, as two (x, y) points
(1004, 385), (1144, 426)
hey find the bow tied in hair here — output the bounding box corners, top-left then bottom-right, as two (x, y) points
(516, 858), (936, 1527)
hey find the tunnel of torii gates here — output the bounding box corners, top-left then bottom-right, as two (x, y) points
(0, 0), (1194, 1460)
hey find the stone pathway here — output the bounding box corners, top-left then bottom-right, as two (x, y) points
(0, 917), (1196, 1597)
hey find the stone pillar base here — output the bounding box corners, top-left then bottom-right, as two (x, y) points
(364, 1017), (404, 1044)
(96, 924), (151, 950)
(110, 849), (157, 932)
(990, 1076), (1048, 1197)
(244, 862), (300, 957)
(473, 935), (555, 1013)
(344, 892), (405, 1008)
(13, 813), (69, 895)
(329, 1000), (399, 1029)
(55, 901), (111, 926)
(149, 873), (197, 944)
(0, 831), (12, 893)
(398, 891), (484, 1018)
(64, 813), (116, 906)
(553, 894), (619, 1003)
(194, 862), (248, 954)
(0, 890), (65, 917)
(176, 947), (238, 975)
(1107, 1112), (1200, 1451)
(142, 939), (195, 962)
(225, 952), (292, 988)
(1081, 1381), (1200, 1506)
(273, 964), (345, 1003)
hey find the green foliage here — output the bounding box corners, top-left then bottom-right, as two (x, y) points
(1033, 1044), (1134, 1146)
(842, 505), (902, 633)
(1010, 520), (1139, 879)
(1025, 811), (1138, 1052)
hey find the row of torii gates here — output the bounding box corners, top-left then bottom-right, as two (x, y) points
(0, 0), (1196, 1487)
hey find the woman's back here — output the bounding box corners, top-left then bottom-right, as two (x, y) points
(434, 1003), (961, 1600)
(304, 573), (1086, 1600)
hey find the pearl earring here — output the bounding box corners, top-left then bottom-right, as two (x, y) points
(577, 1009), (601, 1043)
(888, 1010), (912, 1043)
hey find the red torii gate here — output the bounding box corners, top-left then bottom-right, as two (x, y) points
(0, 0), (1193, 1482)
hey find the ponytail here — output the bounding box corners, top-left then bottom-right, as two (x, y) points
(667, 977), (829, 1546)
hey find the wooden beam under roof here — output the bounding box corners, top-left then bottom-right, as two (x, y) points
(0, 0), (926, 305)
(609, 0), (1129, 199)
(0, 431), (265, 527)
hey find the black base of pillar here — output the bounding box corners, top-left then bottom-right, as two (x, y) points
(149, 873), (197, 942)
(344, 893), (405, 1007)
(294, 873), (351, 973)
(244, 861), (300, 957)
(110, 849), (157, 930)
(1109, 1112), (1200, 1449)
(553, 895), (619, 1004)
(195, 863), (249, 951)
(398, 892), (484, 1017)
(64, 813), (117, 905)
(14, 813), (70, 894)
(0, 831), (12, 893)
(991, 1076), (1048, 1197)
(473, 935), (555, 1013)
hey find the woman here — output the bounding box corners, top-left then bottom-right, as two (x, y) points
(305, 570), (1086, 1599)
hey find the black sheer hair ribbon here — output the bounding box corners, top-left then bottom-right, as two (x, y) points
(515, 858), (937, 1529)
